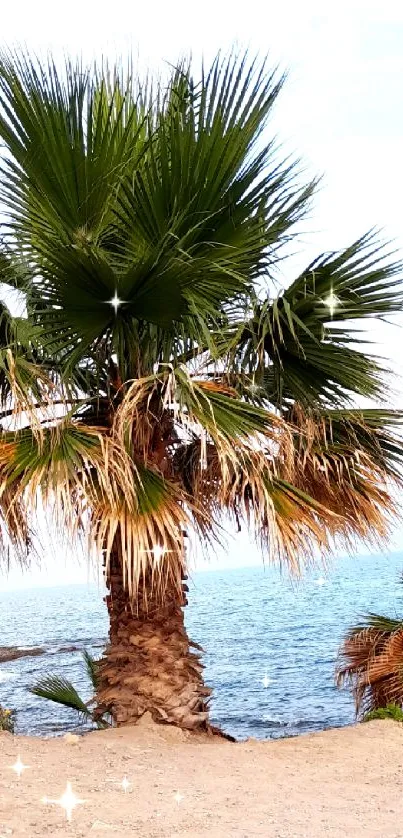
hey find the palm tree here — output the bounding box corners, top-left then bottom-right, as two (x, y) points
(0, 51), (402, 733)
(336, 613), (403, 717)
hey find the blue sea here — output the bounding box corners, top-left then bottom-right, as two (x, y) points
(0, 552), (402, 740)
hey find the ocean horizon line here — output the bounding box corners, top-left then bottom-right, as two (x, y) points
(1, 546), (403, 595)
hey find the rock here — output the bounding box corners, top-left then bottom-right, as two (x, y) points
(63, 733), (80, 745)
(0, 646), (45, 663)
(52, 645), (81, 654)
(137, 711), (156, 728)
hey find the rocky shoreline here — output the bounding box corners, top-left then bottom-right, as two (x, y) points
(0, 644), (82, 663)
(0, 646), (45, 663)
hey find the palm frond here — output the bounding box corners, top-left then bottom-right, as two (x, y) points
(111, 369), (403, 576)
(82, 649), (99, 691)
(0, 421), (137, 562)
(230, 232), (403, 408)
(0, 417), (191, 597)
(114, 366), (283, 462)
(30, 675), (92, 720)
(275, 404), (403, 550)
(30, 650), (112, 729)
(336, 611), (403, 716)
(0, 51), (315, 379)
(349, 613), (403, 635)
(0, 52), (149, 238)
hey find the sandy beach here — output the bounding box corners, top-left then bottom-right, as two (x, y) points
(1, 718), (403, 837)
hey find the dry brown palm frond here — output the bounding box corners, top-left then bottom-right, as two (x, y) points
(0, 419), (196, 600)
(172, 397), (401, 574)
(127, 374), (402, 574)
(0, 482), (32, 566)
(0, 347), (88, 486)
(284, 452), (396, 547)
(364, 631), (403, 701)
(3, 349), (70, 436)
(0, 421), (134, 548)
(92, 473), (191, 600)
(3, 372), (399, 597)
(336, 617), (403, 716)
(276, 404), (402, 549)
(191, 379), (238, 398)
(113, 366), (288, 476)
(114, 369), (340, 574)
(173, 437), (339, 574)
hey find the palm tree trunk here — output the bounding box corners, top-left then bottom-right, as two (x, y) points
(96, 548), (212, 730)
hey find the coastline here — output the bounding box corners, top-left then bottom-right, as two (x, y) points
(1, 718), (402, 836)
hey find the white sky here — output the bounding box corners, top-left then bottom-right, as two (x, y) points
(1, 0), (403, 589)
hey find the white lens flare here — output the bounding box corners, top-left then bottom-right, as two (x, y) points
(42, 781), (85, 822)
(121, 776), (131, 793)
(108, 291), (124, 313)
(323, 292), (340, 317)
(11, 755), (29, 778)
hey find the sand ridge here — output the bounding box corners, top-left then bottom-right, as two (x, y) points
(1, 719), (403, 837)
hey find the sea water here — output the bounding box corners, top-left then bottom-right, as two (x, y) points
(0, 552), (402, 740)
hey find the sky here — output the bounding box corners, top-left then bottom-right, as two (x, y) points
(1, 0), (403, 588)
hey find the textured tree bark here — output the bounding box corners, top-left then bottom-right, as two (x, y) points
(96, 549), (213, 730)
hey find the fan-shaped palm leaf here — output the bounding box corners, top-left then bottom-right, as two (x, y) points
(30, 651), (110, 729)
(83, 648), (100, 691)
(0, 51), (315, 381)
(30, 675), (92, 722)
(336, 613), (403, 716)
(230, 233), (402, 408)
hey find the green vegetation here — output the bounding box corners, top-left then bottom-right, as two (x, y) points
(30, 650), (111, 730)
(364, 704), (403, 723)
(0, 706), (16, 733)
(0, 51), (401, 731)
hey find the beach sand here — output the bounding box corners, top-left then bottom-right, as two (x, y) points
(1, 717), (403, 837)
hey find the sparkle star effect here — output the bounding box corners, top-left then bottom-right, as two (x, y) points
(11, 755), (29, 778)
(121, 776), (131, 793)
(262, 674), (271, 688)
(323, 291), (340, 317)
(152, 545), (166, 563)
(42, 781), (85, 822)
(248, 382), (260, 395)
(141, 545), (170, 564)
(174, 791), (184, 804)
(108, 291), (124, 314)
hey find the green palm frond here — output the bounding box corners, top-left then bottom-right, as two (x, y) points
(83, 649), (99, 691)
(0, 53), (149, 238)
(0, 421), (138, 560)
(113, 367), (284, 474)
(230, 233), (403, 408)
(30, 651), (110, 729)
(347, 613), (403, 636)
(30, 675), (92, 721)
(0, 51), (315, 379)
